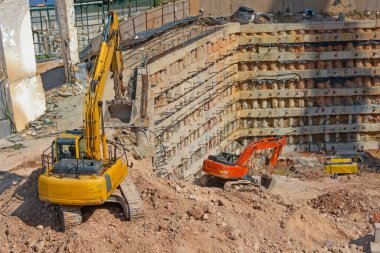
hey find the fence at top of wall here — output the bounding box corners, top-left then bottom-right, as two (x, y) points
(29, 0), (190, 61)
(194, 0), (380, 17)
(82, 0), (190, 59)
(30, 0), (155, 60)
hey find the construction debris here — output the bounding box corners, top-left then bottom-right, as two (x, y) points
(309, 190), (376, 217)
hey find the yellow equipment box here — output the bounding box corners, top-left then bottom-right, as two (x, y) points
(324, 158), (358, 175)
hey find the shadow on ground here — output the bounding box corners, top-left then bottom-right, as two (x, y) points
(0, 171), (23, 194)
(7, 169), (62, 232)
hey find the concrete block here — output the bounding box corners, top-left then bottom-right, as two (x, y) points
(371, 242), (380, 253)
(375, 223), (380, 243)
(0, 120), (11, 139)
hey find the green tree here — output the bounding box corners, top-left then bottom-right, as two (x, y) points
(153, 0), (161, 7)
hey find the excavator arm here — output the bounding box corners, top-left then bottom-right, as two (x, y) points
(236, 136), (286, 175)
(84, 11), (124, 161)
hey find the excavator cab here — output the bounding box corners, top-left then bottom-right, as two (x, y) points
(54, 131), (83, 160)
(208, 152), (239, 166)
(41, 129), (106, 177)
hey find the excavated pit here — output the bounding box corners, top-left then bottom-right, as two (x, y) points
(117, 20), (380, 179)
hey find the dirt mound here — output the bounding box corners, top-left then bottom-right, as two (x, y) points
(285, 207), (348, 249)
(299, 169), (327, 181)
(309, 190), (372, 217)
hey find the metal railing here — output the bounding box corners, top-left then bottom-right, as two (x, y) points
(41, 142), (120, 178)
(83, 0), (190, 59)
(41, 144), (55, 174)
(30, 0), (156, 59)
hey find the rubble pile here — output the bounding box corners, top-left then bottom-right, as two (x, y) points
(283, 152), (327, 180)
(53, 83), (85, 98)
(112, 128), (144, 160)
(309, 190), (375, 217)
(287, 152), (325, 169)
(360, 151), (380, 172)
(22, 84), (85, 137)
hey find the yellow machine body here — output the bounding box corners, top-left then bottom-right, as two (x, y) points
(324, 158), (358, 175)
(39, 159), (127, 205)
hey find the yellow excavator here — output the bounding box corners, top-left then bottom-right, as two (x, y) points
(38, 12), (143, 230)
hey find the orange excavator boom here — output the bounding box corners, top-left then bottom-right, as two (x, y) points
(236, 136), (286, 175)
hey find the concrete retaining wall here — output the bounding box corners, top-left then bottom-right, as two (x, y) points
(142, 20), (380, 179)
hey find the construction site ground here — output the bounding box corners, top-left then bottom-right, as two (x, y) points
(0, 85), (380, 253)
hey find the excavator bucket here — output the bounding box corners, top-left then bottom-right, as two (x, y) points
(106, 101), (132, 123)
(260, 174), (276, 190)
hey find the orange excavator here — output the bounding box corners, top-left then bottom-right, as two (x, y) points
(200, 136), (286, 190)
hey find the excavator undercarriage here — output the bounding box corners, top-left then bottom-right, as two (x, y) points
(58, 176), (144, 230)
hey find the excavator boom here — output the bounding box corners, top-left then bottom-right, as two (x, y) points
(84, 11), (123, 161)
(236, 136), (286, 175)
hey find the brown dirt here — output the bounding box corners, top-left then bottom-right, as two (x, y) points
(296, 169), (328, 181)
(1, 155), (378, 252)
(309, 189), (376, 217)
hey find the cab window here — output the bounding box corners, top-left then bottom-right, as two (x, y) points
(57, 144), (76, 159)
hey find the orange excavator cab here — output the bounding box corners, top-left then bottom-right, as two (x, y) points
(201, 136), (286, 190)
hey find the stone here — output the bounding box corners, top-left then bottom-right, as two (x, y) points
(58, 91), (74, 97)
(0, 139), (15, 149)
(174, 185), (182, 193)
(188, 194), (197, 200)
(75, 89), (84, 95)
(206, 205), (216, 214)
(44, 118), (52, 124)
(187, 206), (204, 220)
(33, 240), (44, 252)
(201, 213), (209, 220)
(36, 225), (43, 229)
(7, 135), (24, 142)
(227, 228), (240, 240)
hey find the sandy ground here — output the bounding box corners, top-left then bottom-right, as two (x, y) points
(0, 142), (379, 253)
(0, 85), (379, 252)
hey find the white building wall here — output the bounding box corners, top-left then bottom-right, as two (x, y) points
(0, 0), (46, 131)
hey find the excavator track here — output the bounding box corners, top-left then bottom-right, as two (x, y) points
(59, 205), (82, 231)
(107, 176), (144, 220)
(223, 179), (260, 192)
(119, 176), (144, 220)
